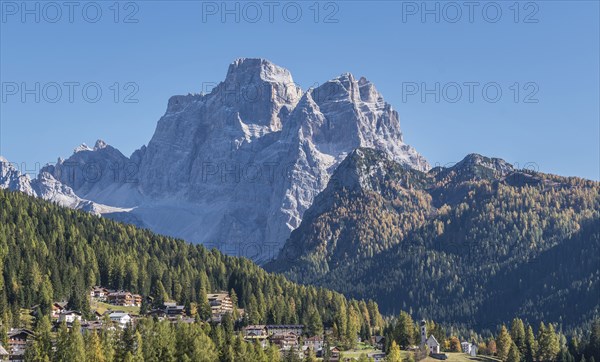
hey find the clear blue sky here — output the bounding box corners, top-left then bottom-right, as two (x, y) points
(1, 0), (599, 180)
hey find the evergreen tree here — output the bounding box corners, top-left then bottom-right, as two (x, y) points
(387, 340), (403, 362)
(53, 322), (70, 362)
(253, 340), (269, 362)
(24, 315), (52, 361)
(0, 324), (7, 348)
(67, 281), (90, 318)
(266, 343), (281, 362)
(511, 318), (526, 356)
(394, 311), (416, 348)
(305, 347), (318, 362)
(101, 326), (116, 362)
(346, 305), (361, 349)
(85, 331), (105, 362)
(131, 331), (144, 362)
(68, 319), (86, 360)
(538, 322), (560, 362)
(197, 287), (212, 321)
(116, 323), (135, 360)
(190, 331), (218, 362)
(150, 280), (167, 308)
(497, 325), (513, 361)
(306, 306), (324, 337)
(507, 342), (521, 362)
(525, 325), (538, 362)
(38, 276), (54, 317)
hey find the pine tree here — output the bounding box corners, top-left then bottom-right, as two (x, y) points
(153, 320), (176, 362)
(253, 340), (269, 362)
(0, 324), (7, 348)
(100, 326), (116, 362)
(511, 318), (526, 356)
(387, 340), (403, 362)
(38, 276), (54, 317)
(24, 315), (53, 361)
(266, 343), (281, 362)
(68, 319), (86, 360)
(497, 325), (513, 361)
(394, 311), (416, 348)
(132, 331), (144, 362)
(197, 287), (212, 321)
(151, 280), (167, 308)
(507, 342), (521, 362)
(189, 330), (218, 362)
(116, 323), (135, 359)
(305, 347), (318, 362)
(346, 305), (361, 349)
(53, 322), (70, 362)
(525, 325), (538, 362)
(85, 331), (105, 362)
(538, 322), (560, 361)
(306, 306), (323, 337)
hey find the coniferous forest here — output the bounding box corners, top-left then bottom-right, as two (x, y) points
(267, 149), (600, 330)
(0, 165), (599, 361)
(0, 187), (384, 333)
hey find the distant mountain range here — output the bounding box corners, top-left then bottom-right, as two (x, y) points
(0, 58), (428, 263)
(265, 148), (600, 329)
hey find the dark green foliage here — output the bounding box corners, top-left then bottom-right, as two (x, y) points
(0, 188), (381, 336)
(267, 149), (600, 330)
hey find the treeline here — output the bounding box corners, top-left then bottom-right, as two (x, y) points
(385, 312), (600, 362)
(22, 315), (283, 362)
(268, 149), (600, 329)
(0, 188), (383, 344)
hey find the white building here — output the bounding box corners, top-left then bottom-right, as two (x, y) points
(461, 342), (472, 354)
(108, 312), (132, 328)
(303, 335), (324, 351)
(58, 311), (82, 324)
(426, 335), (440, 354)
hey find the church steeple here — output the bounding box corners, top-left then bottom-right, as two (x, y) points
(420, 319), (427, 345)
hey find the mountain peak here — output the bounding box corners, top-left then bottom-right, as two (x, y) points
(94, 139), (109, 151)
(458, 153), (513, 172)
(74, 143), (92, 154)
(440, 153), (514, 181)
(226, 58), (295, 85)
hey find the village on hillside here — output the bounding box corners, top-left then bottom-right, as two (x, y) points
(0, 286), (499, 362)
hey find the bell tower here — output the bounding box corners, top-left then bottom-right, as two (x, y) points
(420, 319), (427, 345)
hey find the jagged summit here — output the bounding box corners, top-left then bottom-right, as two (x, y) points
(447, 153), (514, 180)
(74, 143), (92, 154)
(94, 139), (109, 151)
(226, 58), (295, 85)
(0, 156), (34, 195)
(2, 59), (431, 262)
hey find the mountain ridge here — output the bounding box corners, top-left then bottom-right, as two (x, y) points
(265, 148), (600, 328)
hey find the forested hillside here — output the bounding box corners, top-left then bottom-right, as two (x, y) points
(0, 188), (384, 337)
(267, 149), (600, 330)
